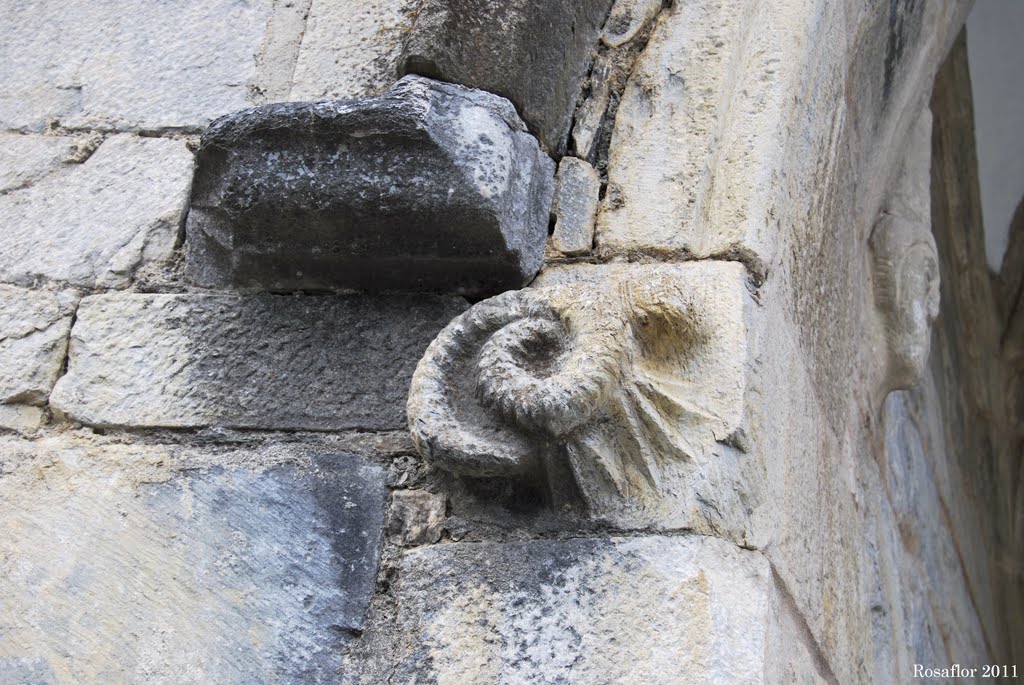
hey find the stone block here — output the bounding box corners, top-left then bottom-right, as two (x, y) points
(0, 134), (193, 288)
(0, 133), (99, 193)
(288, 0), (420, 102)
(185, 76), (554, 296)
(357, 534), (824, 683)
(595, 0), (784, 268)
(0, 405), (45, 433)
(388, 489), (447, 546)
(550, 157), (600, 255)
(0, 285), (76, 406)
(399, 0), (613, 156)
(49, 293), (467, 430)
(593, 0), (967, 281)
(0, 437), (387, 684)
(0, 0), (273, 131)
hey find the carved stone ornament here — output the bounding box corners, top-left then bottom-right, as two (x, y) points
(870, 111), (940, 397)
(407, 263), (750, 524)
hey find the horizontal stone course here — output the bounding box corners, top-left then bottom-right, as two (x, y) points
(50, 293), (468, 430)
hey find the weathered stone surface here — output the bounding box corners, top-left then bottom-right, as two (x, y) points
(570, 0), (662, 166)
(601, 0), (662, 48)
(0, 134), (193, 288)
(0, 436), (387, 684)
(0, 133), (98, 192)
(288, 0), (420, 102)
(388, 489), (447, 546)
(869, 111), (940, 399)
(549, 157), (599, 255)
(408, 262), (751, 529)
(0, 285), (76, 406)
(594, 0), (969, 277)
(928, 39), (1021, 663)
(399, 0), (614, 156)
(50, 293), (468, 430)
(185, 75), (554, 296)
(0, 0), (273, 131)
(353, 535), (822, 683)
(0, 405), (44, 433)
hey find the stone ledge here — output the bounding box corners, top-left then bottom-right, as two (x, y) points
(185, 75), (554, 296)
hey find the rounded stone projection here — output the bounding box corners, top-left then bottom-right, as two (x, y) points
(184, 75), (555, 296)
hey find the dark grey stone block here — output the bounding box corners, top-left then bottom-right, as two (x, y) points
(50, 292), (468, 430)
(401, 0), (615, 156)
(184, 75), (554, 297)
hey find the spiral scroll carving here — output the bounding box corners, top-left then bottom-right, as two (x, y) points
(407, 265), (749, 519)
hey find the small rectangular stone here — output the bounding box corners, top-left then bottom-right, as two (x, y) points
(550, 156), (600, 255)
(50, 293), (467, 430)
(0, 437), (387, 684)
(0, 405), (44, 433)
(0, 135), (193, 288)
(0, 285), (76, 406)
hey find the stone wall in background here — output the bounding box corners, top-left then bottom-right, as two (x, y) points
(0, 0), (1018, 683)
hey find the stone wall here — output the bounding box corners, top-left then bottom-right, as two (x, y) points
(0, 1), (1018, 683)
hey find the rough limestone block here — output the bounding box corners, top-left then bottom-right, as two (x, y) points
(49, 293), (467, 430)
(0, 0), (273, 131)
(0, 285), (78, 432)
(0, 135), (193, 288)
(289, 0), (421, 102)
(550, 157), (600, 255)
(185, 75), (554, 296)
(595, 0), (783, 268)
(399, 0), (614, 156)
(0, 286), (76, 406)
(0, 133), (99, 193)
(0, 405), (45, 433)
(370, 535), (804, 684)
(594, 0), (968, 280)
(388, 489), (447, 546)
(0, 438), (386, 684)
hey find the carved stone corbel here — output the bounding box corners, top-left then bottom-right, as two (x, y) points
(407, 263), (750, 525)
(869, 111), (941, 400)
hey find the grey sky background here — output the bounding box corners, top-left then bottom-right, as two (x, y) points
(966, 0), (1024, 270)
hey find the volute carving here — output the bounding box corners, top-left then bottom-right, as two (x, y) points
(407, 264), (749, 522)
